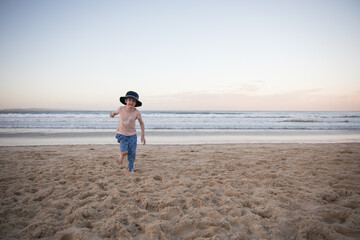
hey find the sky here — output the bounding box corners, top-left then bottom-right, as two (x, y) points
(0, 0), (359, 111)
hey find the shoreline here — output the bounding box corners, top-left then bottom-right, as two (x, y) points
(1, 129), (360, 146)
(1, 143), (359, 239)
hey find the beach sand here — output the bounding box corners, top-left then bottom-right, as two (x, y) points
(1, 143), (360, 240)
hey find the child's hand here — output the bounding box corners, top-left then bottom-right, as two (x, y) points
(110, 112), (115, 118)
(141, 136), (146, 145)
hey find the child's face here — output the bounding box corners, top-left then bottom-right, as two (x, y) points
(125, 98), (136, 107)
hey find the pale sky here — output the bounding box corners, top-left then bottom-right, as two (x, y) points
(0, 0), (359, 111)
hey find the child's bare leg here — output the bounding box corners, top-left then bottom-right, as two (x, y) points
(119, 151), (128, 164)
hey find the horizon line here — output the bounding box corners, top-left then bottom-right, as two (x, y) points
(1, 108), (359, 112)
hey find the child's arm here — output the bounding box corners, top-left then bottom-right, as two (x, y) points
(110, 109), (120, 118)
(138, 117), (146, 145)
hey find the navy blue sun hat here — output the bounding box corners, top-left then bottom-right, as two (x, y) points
(120, 91), (142, 107)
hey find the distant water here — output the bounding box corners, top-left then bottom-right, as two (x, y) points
(0, 110), (359, 145)
(0, 110), (359, 130)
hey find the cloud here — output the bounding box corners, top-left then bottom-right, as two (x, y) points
(289, 88), (323, 94)
(233, 83), (262, 94)
(144, 89), (360, 111)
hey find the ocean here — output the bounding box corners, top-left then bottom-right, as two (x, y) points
(0, 110), (359, 145)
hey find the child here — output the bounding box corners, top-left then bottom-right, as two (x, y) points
(110, 91), (146, 172)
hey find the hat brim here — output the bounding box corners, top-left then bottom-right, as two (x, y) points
(120, 96), (142, 107)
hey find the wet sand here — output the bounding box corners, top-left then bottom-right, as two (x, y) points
(1, 129), (360, 146)
(1, 143), (360, 239)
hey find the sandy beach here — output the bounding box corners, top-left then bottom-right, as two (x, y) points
(1, 143), (359, 239)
